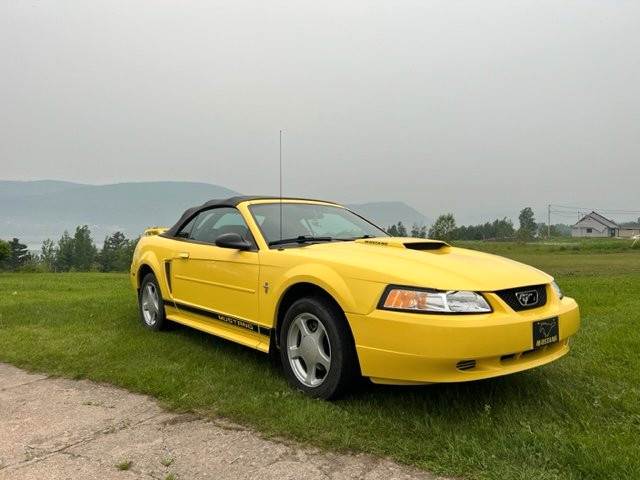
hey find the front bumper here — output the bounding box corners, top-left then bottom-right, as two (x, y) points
(347, 291), (580, 385)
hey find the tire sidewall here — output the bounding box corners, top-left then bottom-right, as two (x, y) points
(279, 296), (355, 399)
(139, 273), (166, 331)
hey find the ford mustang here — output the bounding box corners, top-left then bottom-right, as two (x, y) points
(131, 196), (580, 399)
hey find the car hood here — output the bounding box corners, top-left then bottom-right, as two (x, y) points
(279, 237), (551, 292)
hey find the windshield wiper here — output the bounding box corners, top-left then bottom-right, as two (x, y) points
(340, 234), (377, 240)
(269, 235), (335, 247)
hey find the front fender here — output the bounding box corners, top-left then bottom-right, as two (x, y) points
(274, 263), (358, 314)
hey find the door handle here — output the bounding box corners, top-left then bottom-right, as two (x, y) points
(176, 252), (189, 259)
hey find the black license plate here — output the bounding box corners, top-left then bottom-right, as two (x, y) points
(533, 317), (559, 349)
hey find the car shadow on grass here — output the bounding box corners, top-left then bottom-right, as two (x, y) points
(350, 369), (567, 424)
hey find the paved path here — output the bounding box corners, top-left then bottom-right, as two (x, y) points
(0, 363), (448, 480)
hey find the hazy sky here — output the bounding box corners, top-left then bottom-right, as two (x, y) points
(2, 1), (639, 224)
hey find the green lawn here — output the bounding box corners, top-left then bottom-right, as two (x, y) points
(1, 249), (639, 479)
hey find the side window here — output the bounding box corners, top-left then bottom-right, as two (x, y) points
(212, 211), (247, 229)
(190, 211), (218, 243)
(179, 207), (252, 245)
(176, 217), (196, 239)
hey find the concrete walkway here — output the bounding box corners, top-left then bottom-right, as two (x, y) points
(0, 363), (448, 479)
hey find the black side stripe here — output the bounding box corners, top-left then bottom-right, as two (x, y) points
(162, 299), (271, 338)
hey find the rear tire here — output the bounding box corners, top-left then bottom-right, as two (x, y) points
(139, 273), (167, 331)
(280, 296), (359, 399)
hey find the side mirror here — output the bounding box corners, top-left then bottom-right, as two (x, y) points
(215, 232), (252, 251)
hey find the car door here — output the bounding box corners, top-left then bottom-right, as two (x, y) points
(170, 207), (260, 344)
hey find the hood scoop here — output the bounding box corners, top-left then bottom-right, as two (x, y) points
(355, 237), (449, 251)
(404, 241), (449, 251)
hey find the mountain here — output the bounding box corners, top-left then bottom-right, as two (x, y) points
(0, 181), (240, 249)
(0, 181), (430, 249)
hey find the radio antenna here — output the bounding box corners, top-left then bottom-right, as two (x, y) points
(279, 129), (283, 242)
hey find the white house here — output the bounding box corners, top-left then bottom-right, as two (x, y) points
(571, 212), (620, 238)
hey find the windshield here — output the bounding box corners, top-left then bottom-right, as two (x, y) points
(249, 203), (388, 246)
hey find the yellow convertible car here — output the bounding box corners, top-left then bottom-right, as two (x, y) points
(131, 196), (580, 399)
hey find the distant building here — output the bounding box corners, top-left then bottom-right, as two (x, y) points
(619, 224), (640, 239)
(571, 212), (620, 238)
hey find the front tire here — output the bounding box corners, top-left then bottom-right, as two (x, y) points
(280, 296), (359, 399)
(139, 273), (167, 331)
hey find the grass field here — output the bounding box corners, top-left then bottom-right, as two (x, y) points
(1, 246), (639, 479)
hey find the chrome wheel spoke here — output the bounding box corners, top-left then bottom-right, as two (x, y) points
(286, 312), (332, 388)
(304, 366), (318, 385)
(151, 293), (159, 311)
(294, 316), (312, 337)
(317, 348), (331, 371)
(142, 283), (159, 326)
(288, 345), (301, 359)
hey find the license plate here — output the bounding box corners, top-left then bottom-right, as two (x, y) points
(533, 317), (559, 348)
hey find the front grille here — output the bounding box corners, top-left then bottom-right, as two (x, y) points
(456, 360), (476, 371)
(496, 284), (547, 311)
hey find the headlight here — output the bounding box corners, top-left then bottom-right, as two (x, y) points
(551, 281), (564, 300)
(380, 286), (491, 314)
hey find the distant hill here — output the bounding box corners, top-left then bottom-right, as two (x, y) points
(0, 181), (430, 249)
(0, 181), (240, 248)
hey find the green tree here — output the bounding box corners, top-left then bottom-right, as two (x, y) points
(494, 218), (515, 240)
(387, 222), (407, 236)
(99, 231), (134, 272)
(6, 238), (30, 271)
(40, 239), (57, 272)
(517, 207), (537, 241)
(18, 253), (41, 272)
(554, 223), (572, 236)
(428, 214), (457, 241)
(0, 239), (10, 269)
(537, 222), (565, 238)
(55, 231), (75, 272)
(72, 226), (97, 271)
(410, 223), (427, 238)
(119, 237), (139, 270)
(454, 217), (516, 241)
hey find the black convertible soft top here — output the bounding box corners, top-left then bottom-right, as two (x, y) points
(162, 196), (339, 238)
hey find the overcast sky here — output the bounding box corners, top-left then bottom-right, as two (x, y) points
(2, 0), (639, 224)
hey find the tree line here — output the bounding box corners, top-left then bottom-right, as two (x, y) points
(388, 208), (571, 242)
(0, 226), (138, 273)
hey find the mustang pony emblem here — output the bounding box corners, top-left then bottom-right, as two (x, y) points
(515, 290), (538, 307)
(538, 321), (556, 338)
